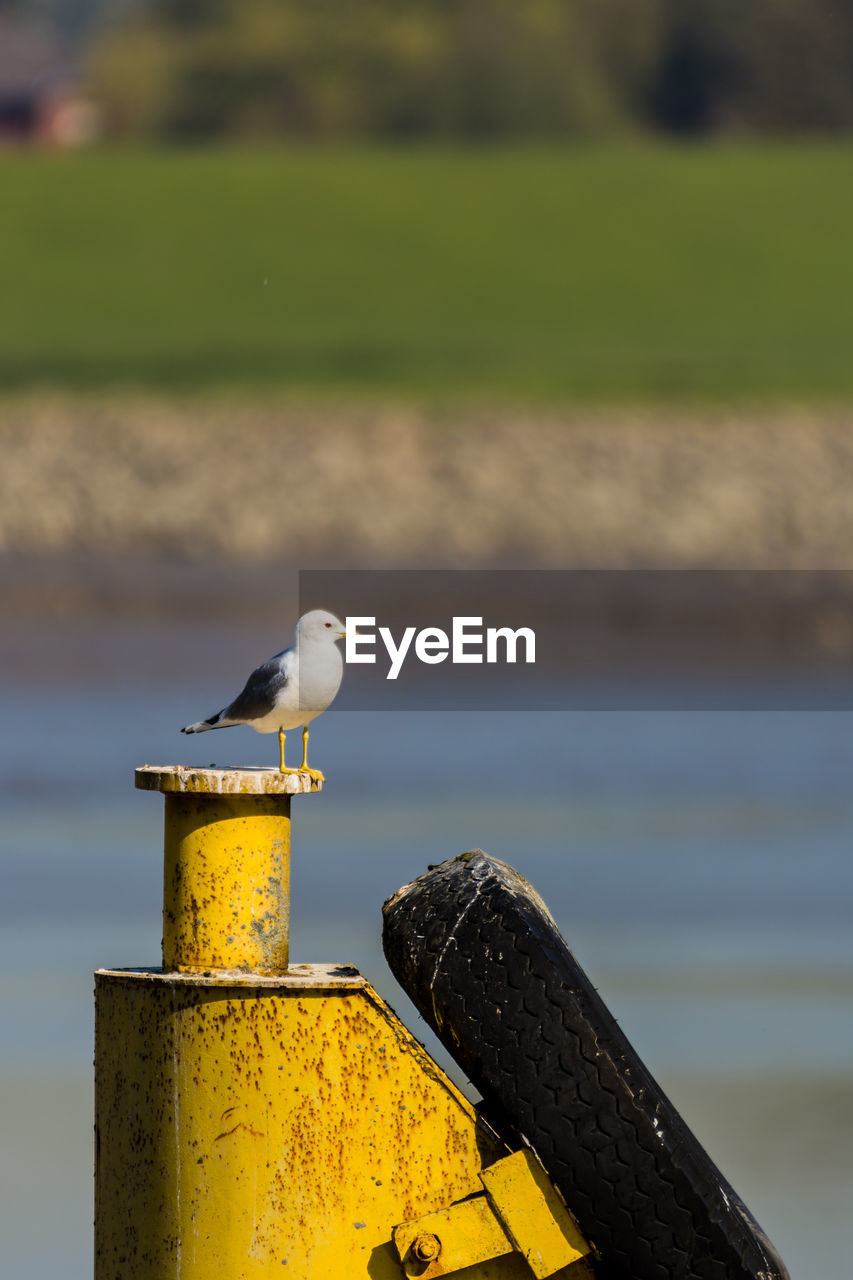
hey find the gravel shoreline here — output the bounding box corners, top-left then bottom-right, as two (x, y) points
(3, 396), (853, 567)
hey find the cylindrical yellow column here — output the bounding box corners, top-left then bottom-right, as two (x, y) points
(136, 765), (319, 972)
(96, 765), (511, 1280)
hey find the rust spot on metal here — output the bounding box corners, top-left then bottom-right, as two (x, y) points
(214, 1120), (264, 1143)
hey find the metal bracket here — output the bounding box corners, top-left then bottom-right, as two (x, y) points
(393, 1148), (592, 1278)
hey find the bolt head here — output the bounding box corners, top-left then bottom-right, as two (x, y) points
(412, 1233), (441, 1262)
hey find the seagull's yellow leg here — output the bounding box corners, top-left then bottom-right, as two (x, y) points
(299, 725), (325, 783)
(277, 729), (300, 775)
(277, 725), (321, 779)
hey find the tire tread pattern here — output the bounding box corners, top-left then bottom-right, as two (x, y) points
(382, 851), (789, 1280)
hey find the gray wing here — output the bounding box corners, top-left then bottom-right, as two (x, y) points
(222, 650), (290, 723)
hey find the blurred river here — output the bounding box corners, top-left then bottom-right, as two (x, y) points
(1, 617), (852, 1279)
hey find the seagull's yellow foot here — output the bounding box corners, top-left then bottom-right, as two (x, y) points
(297, 727), (325, 783)
(300, 766), (326, 783)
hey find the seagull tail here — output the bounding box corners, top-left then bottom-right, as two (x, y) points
(181, 711), (228, 734)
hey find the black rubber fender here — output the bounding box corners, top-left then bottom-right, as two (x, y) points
(382, 850), (789, 1280)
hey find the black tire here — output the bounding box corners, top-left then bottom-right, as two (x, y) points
(382, 851), (789, 1280)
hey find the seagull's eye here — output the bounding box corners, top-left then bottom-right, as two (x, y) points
(325, 622), (332, 628)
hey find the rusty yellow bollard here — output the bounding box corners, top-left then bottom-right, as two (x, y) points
(139, 765), (302, 972)
(94, 765), (592, 1279)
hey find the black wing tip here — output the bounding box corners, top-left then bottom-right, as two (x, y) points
(181, 713), (222, 734)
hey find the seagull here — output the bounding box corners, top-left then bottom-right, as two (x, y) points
(181, 609), (346, 778)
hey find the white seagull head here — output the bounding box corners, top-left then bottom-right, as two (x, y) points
(296, 609), (346, 644)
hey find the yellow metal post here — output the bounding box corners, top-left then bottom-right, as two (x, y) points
(135, 765), (306, 971)
(95, 764), (592, 1279)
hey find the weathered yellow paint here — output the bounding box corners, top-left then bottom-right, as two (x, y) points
(136, 765), (321, 972)
(95, 767), (597, 1278)
(393, 1151), (591, 1279)
(395, 1194), (516, 1276)
(481, 1151), (590, 1277)
(95, 964), (517, 1278)
(162, 792), (291, 971)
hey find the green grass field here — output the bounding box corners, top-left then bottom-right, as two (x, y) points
(2, 143), (852, 401)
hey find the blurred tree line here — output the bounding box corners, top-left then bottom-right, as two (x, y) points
(85, 0), (853, 140)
